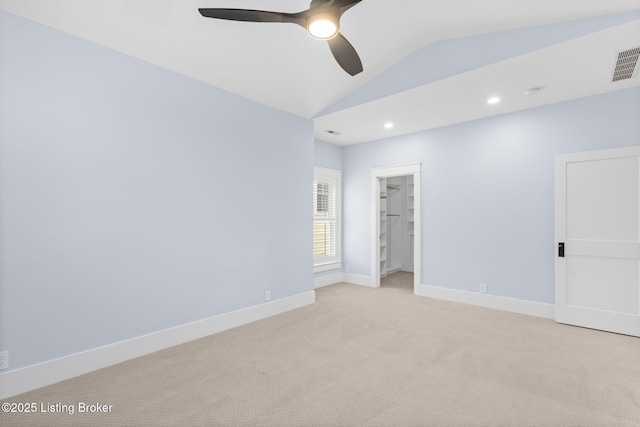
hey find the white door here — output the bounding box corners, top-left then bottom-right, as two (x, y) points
(555, 146), (640, 337)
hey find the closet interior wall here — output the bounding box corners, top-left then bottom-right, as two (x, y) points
(379, 176), (414, 278)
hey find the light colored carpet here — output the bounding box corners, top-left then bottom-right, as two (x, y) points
(381, 270), (414, 292)
(2, 274), (639, 426)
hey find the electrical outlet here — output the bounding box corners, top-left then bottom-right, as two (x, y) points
(0, 350), (8, 370)
(345, 265), (350, 273)
(265, 290), (271, 301)
(479, 283), (487, 294)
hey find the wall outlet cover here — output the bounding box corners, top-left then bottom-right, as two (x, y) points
(479, 283), (487, 294)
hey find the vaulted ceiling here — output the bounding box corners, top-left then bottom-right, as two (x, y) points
(2, 0), (639, 145)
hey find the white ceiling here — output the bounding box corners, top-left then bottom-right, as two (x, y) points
(317, 19), (640, 144)
(1, 0), (640, 145)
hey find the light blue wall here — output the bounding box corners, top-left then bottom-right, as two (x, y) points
(0, 11), (313, 372)
(314, 139), (343, 171)
(342, 87), (640, 304)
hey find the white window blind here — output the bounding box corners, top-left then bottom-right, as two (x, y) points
(313, 167), (341, 271)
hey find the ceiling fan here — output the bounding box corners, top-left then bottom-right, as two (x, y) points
(199, 0), (364, 76)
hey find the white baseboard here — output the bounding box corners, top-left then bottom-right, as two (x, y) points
(0, 291), (315, 400)
(314, 272), (344, 288)
(314, 272), (374, 289)
(343, 273), (375, 288)
(420, 285), (554, 319)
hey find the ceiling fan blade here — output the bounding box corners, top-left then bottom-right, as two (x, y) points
(327, 33), (363, 76)
(333, 0), (362, 12)
(309, 0), (361, 14)
(310, 0), (332, 7)
(199, 8), (303, 25)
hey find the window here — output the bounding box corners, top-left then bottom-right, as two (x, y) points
(313, 167), (341, 272)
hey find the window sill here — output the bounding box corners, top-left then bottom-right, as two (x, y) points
(314, 261), (342, 273)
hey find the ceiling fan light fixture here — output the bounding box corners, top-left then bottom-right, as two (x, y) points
(307, 13), (339, 40)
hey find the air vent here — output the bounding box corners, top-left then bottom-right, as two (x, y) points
(611, 46), (640, 82)
(325, 130), (342, 135)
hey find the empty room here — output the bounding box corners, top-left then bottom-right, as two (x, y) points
(1, 1), (640, 426)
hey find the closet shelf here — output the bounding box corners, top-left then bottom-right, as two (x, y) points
(387, 213), (401, 217)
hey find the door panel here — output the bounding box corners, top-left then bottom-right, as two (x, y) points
(566, 257), (639, 315)
(566, 156), (638, 241)
(555, 146), (640, 336)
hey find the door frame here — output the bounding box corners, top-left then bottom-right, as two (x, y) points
(371, 163), (421, 295)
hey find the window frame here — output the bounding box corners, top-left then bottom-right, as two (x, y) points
(313, 166), (342, 273)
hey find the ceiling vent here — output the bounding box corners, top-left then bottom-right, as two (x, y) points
(611, 46), (640, 82)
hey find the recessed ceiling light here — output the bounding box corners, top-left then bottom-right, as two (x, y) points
(487, 97), (501, 105)
(384, 122), (394, 129)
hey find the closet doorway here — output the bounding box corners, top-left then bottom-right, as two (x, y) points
(370, 163), (421, 295)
